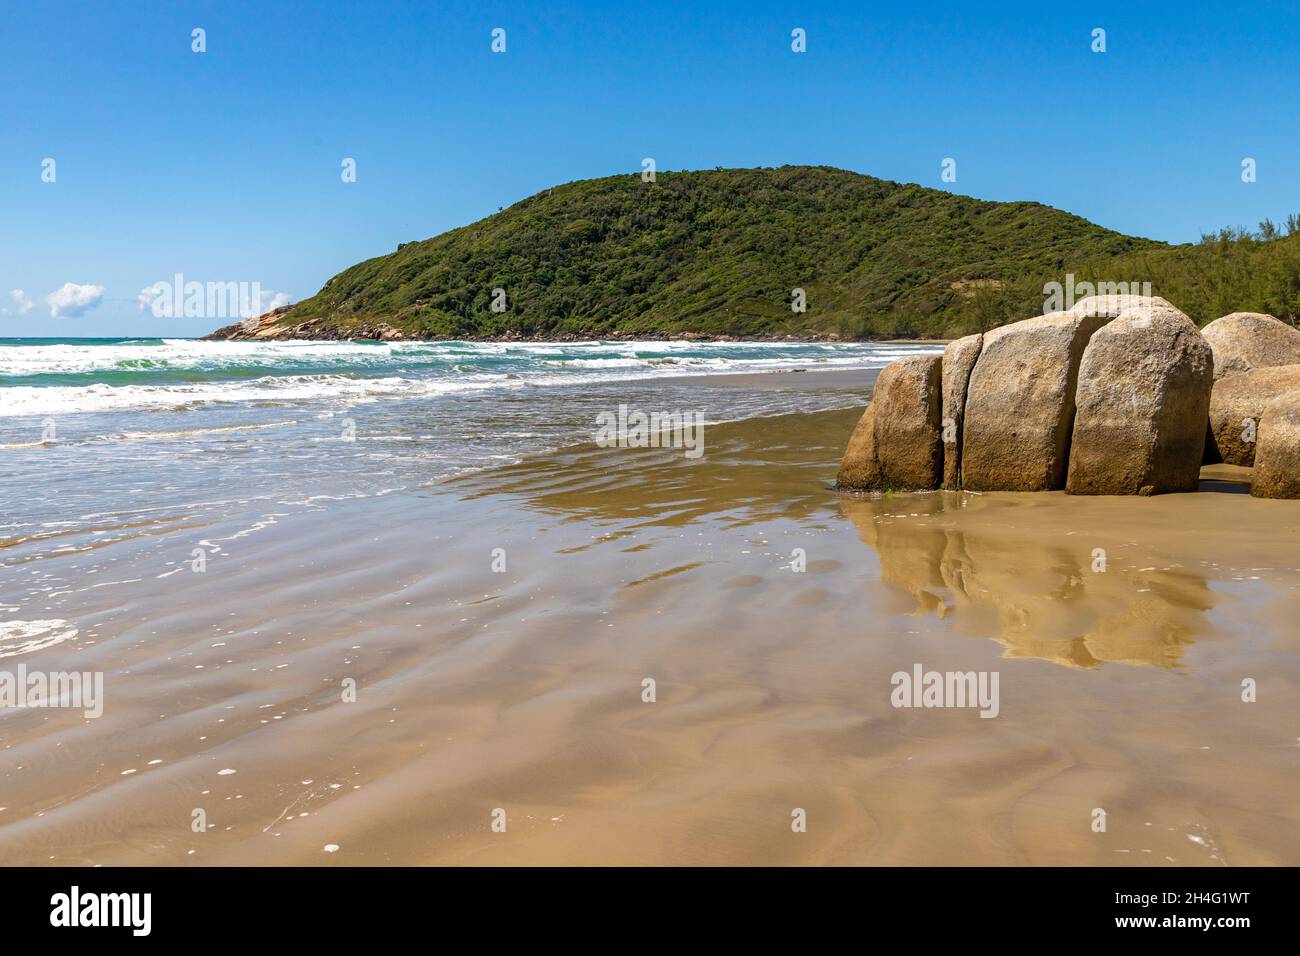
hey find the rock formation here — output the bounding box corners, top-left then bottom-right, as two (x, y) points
(835, 355), (942, 491)
(835, 402), (882, 491)
(1200, 312), (1300, 381)
(1066, 301), (1213, 495)
(960, 312), (1108, 491)
(1206, 365), (1300, 466)
(940, 333), (982, 489)
(837, 295), (1299, 499)
(1251, 394), (1300, 499)
(871, 354), (944, 490)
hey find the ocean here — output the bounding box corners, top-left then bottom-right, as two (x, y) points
(0, 337), (940, 599)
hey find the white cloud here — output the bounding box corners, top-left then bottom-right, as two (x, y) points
(252, 290), (292, 316)
(137, 282), (169, 314)
(2, 289), (34, 316)
(45, 282), (106, 319)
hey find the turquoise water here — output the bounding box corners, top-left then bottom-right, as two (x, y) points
(0, 337), (940, 593)
(0, 337), (933, 407)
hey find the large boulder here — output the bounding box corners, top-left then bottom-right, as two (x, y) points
(941, 333), (982, 489)
(1207, 365), (1300, 465)
(1068, 293), (1182, 322)
(1201, 312), (1300, 381)
(836, 355), (943, 491)
(835, 402), (882, 490)
(1066, 302), (1213, 495)
(1251, 395), (1300, 499)
(961, 312), (1110, 491)
(872, 354), (943, 490)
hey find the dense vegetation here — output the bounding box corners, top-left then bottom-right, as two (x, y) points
(257, 166), (1300, 340)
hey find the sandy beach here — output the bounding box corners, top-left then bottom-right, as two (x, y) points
(2, 367), (1298, 866)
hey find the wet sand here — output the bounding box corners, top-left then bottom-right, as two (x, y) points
(2, 400), (1299, 865)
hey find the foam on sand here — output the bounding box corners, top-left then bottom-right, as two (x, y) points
(0, 619), (80, 658)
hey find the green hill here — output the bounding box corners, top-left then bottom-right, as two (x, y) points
(211, 165), (1300, 340)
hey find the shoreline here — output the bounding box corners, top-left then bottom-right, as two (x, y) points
(2, 398), (1297, 865)
(199, 315), (953, 345)
(2, 334), (951, 346)
(200, 331), (954, 345)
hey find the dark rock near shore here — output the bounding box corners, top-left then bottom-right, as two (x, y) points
(203, 312), (862, 344)
(203, 309), (411, 342)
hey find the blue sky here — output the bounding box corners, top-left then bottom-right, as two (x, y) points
(3, 0), (1298, 337)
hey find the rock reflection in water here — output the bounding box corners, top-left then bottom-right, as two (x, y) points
(838, 491), (1216, 669)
